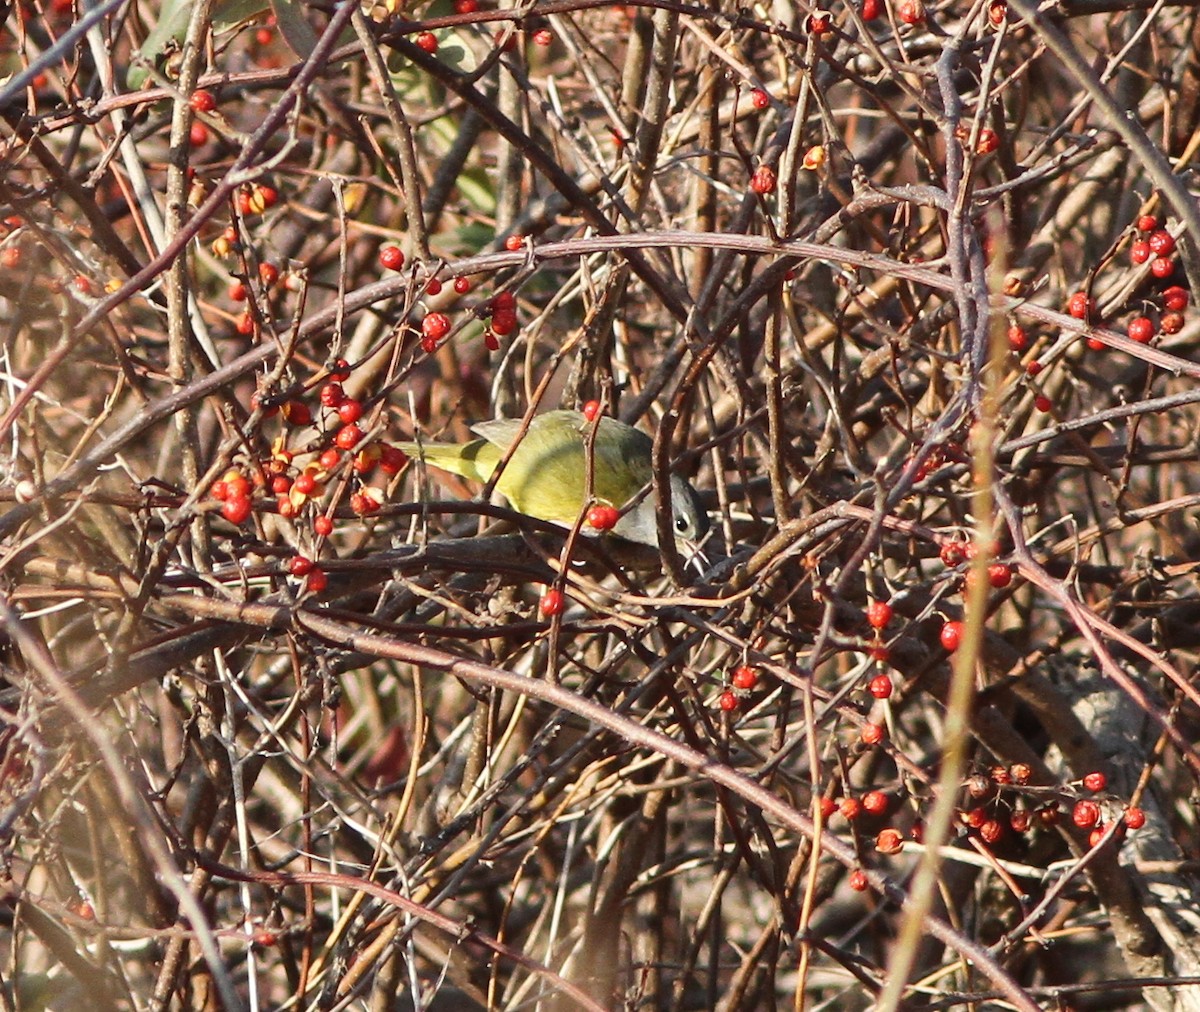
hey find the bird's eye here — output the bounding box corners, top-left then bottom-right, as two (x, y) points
(675, 513), (690, 533)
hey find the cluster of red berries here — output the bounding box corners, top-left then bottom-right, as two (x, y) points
(207, 359), (415, 592)
(1062, 215), (1190, 354)
(1128, 214), (1177, 279)
(951, 763), (1144, 850)
(236, 182), (279, 218)
(717, 665), (763, 712)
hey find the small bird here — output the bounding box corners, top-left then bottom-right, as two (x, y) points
(398, 410), (708, 551)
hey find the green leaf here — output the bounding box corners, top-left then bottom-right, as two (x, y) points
(270, 0), (318, 59)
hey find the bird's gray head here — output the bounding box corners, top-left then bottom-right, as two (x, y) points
(613, 475), (709, 552)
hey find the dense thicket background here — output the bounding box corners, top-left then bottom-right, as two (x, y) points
(2, 0), (1200, 1008)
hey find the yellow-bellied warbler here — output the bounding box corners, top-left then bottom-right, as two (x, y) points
(398, 410), (708, 552)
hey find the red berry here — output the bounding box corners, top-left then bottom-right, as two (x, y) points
(306, 568), (328, 592)
(533, 27), (552, 45)
(235, 310), (254, 335)
(330, 358), (351, 381)
(582, 400), (601, 421)
(875, 828), (903, 854)
(271, 475), (291, 494)
(1151, 256), (1175, 278)
(1038, 806), (1060, 826)
(420, 336), (438, 354)
(940, 540), (966, 567)
(980, 819), (1004, 844)
(862, 791), (888, 815)
(1088, 336), (1106, 352)
(1136, 214), (1158, 232)
(189, 89), (216, 113)
(221, 495), (252, 524)
(866, 600), (893, 629)
(862, 0), (881, 18)
(320, 383), (344, 408)
(335, 424), (364, 450)
(1072, 799), (1100, 828)
(868, 673), (893, 698)
(1010, 763), (1032, 785)
(939, 620), (964, 652)
(425, 277), (442, 295)
(717, 690), (739, 712)
(224, 472), (250, 499)
(839, 797), (861, 819)
(1026, 360), (1042, 376)
(849, 869), (869, 891)
(189, 121), (209, 146)
(490, 309), (517, 336)
(294, 473), (317, 495)
(750, 165), (776, 195)
(586, 504), (620, 531)
(379, 245), (404, 271)
(1127, 316), (1154, 343)
(493, 291), (516, 310)
(289, 555), (314, 576)
(422, 312), (451, 341)
(1083, 771), (1107, 792)
(1123, 807), (1146, 830)
(731, 665), (758, 690)
(750, 88), (770, 109)
(1007, 325), (1028, 351)
(337, 399), (364, 424)
(1147, 229), (1175, 256)
(318, 447), (341, 471)
(350, 490), (380, 515)
(987, 562), (1012, 588)
(505, 234), (524, 251)
(415, 31), (438, 52)
(819, 796), (837, 819)
(807, 11), (830, 33)
(258, 262), (279, 286)
(1159, 311), (1184, 334)
(455, 0), (477, 10)
(539, 588), (564, 616)
(282, 400), (312, 426)
(896, 0), (923, 22)
(255, 26), (273, 45)
(1034, 394), (1052, 412)
(228, 280), (247, 302)
(1162, 285), (1188, 310)
(1066, 291), (1094, 320)
(963, 807), (987, 829)
(453, 276), (471, 294)
(975, 128), (999, 155)
(1129, 240), (1151, 265)
(380, 445), (409, 475)
(314, 515), (334, 536)
(1010, 810), (1031, 833)
(860, 722), (885, 745)
(1088, 825), (1106, 847)
(484, 331), (500, 351)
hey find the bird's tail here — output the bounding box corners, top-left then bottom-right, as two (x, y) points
(395, 439), (499, 484)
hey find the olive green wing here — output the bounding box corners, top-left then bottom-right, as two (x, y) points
(473, 411), (654, 525)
